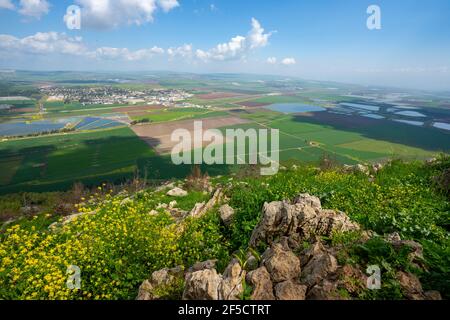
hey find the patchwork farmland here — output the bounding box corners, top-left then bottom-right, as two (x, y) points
(0, 72), (448, 194)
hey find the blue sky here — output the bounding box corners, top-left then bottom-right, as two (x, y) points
(0, 0), (449, 90)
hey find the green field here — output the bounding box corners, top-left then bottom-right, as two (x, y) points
(44, 101), (129, 114)
(1, 72), (449, 194)
(219, 111), (442, 165)
(131, 108), (229, 122)
(0, 100), (38, 122)
(0, 128), (157, 194)
(240, 95), (309, 104)
(1, 108), (445, 194)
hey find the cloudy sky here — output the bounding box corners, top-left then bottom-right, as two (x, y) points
(0, 0), (449, 90)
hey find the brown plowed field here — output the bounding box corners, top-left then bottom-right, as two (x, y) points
(131, 116), (250, 154)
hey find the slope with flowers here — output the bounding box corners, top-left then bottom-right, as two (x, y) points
(0, 157), (449, 300)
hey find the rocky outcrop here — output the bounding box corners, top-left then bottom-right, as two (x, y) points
(137, 192), (442, 301)
(183, 268), (223, 300)
(246, 267), (275, 300)
(301, 249), (338, 288)
(182, 259), (246, 300)
(167, 187), (188, 197)
(219, 204), (235, 226)
(262, 243), (301, 283)
(307, 280), (342, 300)
(372, 163), (383, 173)
(396, 271), (425, 300)
(249, 194), (360, 248)
(136, 266), (184, 300)
(49, 210), (97, 230)
(188, 260), (217, 273)
(189, 189), (223, 218)
(219, 259), (246, 300)
(275, 281), (307, 300)
(395, 271), (441, 301)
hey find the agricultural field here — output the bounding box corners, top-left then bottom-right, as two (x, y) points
(0, 72), (448, 194)
(0, 100), (38, 122)
(132, 116), (250, 154)
(129, 107), (229, 123)
(43, 101), (129, 114)
(0, 128), (158, 194)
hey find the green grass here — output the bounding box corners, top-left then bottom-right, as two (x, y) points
(0, 158), (448, 300)
(227, 159), (450, 298)
(255, 114), (437, 163)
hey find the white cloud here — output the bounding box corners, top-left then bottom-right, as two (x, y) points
(158, 0), (179, 12)
(281, 57), (296, 65)
(248, 18), (272, 49)
(0, 0), (15, 10)
(94, 46), (164, 61)
(267, 57), (277, 64)
(168, 44), (193, 59)
(18, 0), (50, 18)
(0, 32), (86, 55)
(75, 0), (179, 29)
(0, 18), (272, 65)
(0, 32), (166, 62)
(194, 18), (272, 62)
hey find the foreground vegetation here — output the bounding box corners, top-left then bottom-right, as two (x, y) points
(0, 157), (448, 300)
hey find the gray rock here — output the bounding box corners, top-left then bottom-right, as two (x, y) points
(307, 280), (341, 300)
(189, 202), (206, 217)
(189, 189), (223, 218)
(246, 267), (275, 300)
(355, 164), (370, 175)
(372, 163), (383, 173)
(299, 241), (326, 268)
(136, 266), (183, 300)
(168, 200), (177, 209)
(397, 271), (425, 300)
(275, 280), (307, 300)
(49, 210), (97, 230)
(182, 268), (222, 300)
(182, 260), (246, 301)
(157, 203), (168, 209)
(262, 243), (301, 283)
(294, 193), (322, 209)
(167, 187), (188, 197)
(136, 280), (154, 300)
(424, 290), (442, 300)
(301, 252), (338, 288)
(189, 260), (218, 273)
(219, 204), (235, 226)
(245, 252), (259, 271)
(219, 259), (246, 300)
(249, 194), (359, 247)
